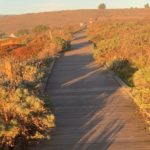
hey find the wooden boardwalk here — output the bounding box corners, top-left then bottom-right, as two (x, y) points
(31, 31), (150, 150)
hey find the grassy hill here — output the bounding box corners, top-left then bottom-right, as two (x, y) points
(96, 8), (150, 21)
(1, 8), (150, 33)
(0, 9), (98, 33)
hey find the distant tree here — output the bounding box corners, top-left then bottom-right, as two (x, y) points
(0, 32), (7, 39)
(33, 25), (49, 33)
(98, 3), (106, 9)
(145, 3), (150, 8)
(16, 29), (29, 37)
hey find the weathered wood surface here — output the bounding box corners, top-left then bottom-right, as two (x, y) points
(29, 31), (150, 150)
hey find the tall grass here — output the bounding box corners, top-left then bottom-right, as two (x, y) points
(0, 25), (77, 149)
(87, 20), (150, 128)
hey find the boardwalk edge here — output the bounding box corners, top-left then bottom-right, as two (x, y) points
(44, 54), (61, 92)
(105, 66), (150, 131)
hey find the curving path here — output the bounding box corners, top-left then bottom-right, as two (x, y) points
(31, 31), (150, 150)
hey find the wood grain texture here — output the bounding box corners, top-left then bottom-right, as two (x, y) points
(29, 30), (150, 150)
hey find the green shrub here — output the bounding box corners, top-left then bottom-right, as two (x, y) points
(53, 36), (68, 51)
(16, 29), (29, 37)
(0, 57), (55, 149)
(0, 87), (55, 147)
(0, 33), (7, 39)
(109, 59), (137, 86)
(33, 25), (49, 33)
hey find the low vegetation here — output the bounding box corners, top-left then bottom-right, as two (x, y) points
(15, 29), (29, 37)
(87, 20), (150, 128)
(33, 25), (49, 33)
(0, 24), (77, 149)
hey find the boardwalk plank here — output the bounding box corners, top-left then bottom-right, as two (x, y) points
(29, 31), (150, 150)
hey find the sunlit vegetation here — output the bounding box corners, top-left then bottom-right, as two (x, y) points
(0, 24), (78, 149)
(0, 33), (7, 39)
(87, 20), (150, 127)
(33, 25), (49, 33)
(15, 29), (29, 37)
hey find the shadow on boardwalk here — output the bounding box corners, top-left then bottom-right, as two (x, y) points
(50, 57), (124, 150)
(28, 31), (150, 150)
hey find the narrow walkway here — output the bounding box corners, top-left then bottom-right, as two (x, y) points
(38, 31), (150, 149)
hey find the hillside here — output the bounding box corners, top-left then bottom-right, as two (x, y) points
(0, 9), (98, 33)
(96, 8), (150, 21)
(1, 9), (150, 33)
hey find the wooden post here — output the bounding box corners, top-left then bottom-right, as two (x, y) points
(49, 29), (53, 40)
(4, 59), (13, 81)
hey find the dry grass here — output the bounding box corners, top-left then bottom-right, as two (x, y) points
(1, 9), (150, 33)
(87, 17), (150, 128)
(0, 9), (98, 33)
